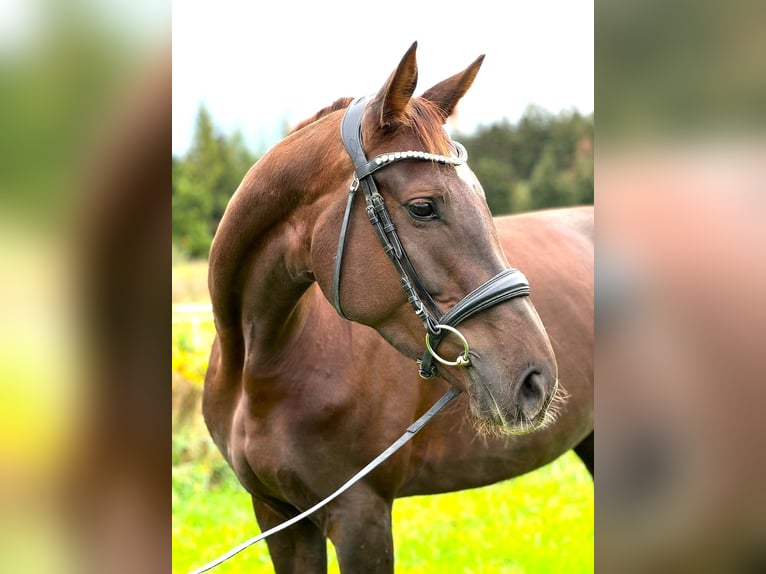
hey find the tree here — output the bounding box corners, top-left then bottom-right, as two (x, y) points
(458, 107), (593, 215)
(172, 106), (258, 258)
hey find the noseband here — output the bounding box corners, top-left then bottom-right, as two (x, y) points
(333, 96), (531, 379)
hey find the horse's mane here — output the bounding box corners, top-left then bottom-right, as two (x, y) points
(290, 96), (450, 155)
(290, 97), (354, 134)
(404, 97), (451, 156)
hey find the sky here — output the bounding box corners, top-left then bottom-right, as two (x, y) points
(172, 0), (593, 156)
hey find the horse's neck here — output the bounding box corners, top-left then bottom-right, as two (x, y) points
(238, 217), (316, 365)
(209, 121), (347, 372)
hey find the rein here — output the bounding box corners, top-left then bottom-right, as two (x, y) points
(334, 96), (531, 379)
(187, 387), (461, 574)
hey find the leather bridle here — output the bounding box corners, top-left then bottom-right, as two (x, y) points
(334, 96), (532, 379)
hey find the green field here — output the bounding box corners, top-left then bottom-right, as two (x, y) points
(172, 448), (593, 574)
(172, 273), (593, 574)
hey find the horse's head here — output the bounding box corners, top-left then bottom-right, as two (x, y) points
(311, 43), (559, 434)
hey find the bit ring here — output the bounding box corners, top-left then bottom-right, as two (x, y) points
(425, 324), (471, 367)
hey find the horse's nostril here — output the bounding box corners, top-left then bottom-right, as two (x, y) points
(518, 370), (545, 419)
(520, 371), (540, 397)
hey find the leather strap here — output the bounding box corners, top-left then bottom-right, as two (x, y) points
(332, 183), (358, 319)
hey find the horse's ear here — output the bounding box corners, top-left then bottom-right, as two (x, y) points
(369, 41), (419, 131)
(421, 54), (485, 123)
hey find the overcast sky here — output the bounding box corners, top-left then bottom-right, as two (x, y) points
(172, 0), (593, 156)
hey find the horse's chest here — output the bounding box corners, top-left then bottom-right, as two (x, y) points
(229, 391), (362, 501)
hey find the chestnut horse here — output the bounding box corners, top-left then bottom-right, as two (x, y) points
(203, 42), (593, 573)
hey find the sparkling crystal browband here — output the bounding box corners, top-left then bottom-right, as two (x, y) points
(370, 145), (467, 168)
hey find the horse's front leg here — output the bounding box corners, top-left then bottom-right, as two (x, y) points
(252, 497), (328, 574)
(326, 485), (394, 574)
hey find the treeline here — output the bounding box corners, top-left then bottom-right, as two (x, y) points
(455, 105), (593, 215)
(172, 105), (593, 259)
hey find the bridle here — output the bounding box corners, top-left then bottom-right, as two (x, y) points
(334, 96), (532, 379)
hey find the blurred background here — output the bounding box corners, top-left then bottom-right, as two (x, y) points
(596, 1), (766, 572)
(0, 0), (169, 572)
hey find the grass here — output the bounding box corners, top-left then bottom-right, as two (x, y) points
(172, 441), (593, 574)
(172, 261), (593, 573)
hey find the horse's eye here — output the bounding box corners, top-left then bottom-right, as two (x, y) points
(408, 201), (436, 220)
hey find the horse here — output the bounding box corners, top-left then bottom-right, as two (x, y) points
(203, 42), (593, 573)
